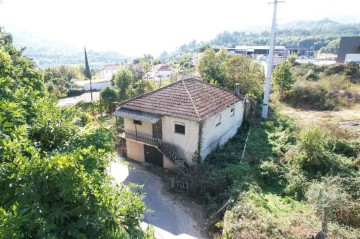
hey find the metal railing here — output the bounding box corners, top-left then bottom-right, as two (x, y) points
(125, 129), (160, 146)
(123, 129), (190, 188)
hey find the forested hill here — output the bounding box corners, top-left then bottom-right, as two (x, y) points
(178, 19), (360, 54)
(9, 30), (128, 69)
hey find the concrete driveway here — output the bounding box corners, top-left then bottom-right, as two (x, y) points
(109, 159), (204, 239)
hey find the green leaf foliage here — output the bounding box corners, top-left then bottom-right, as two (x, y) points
(0, 27), (151, 238)
(272, 61), (295, 94)
(197, 48), (264, 100)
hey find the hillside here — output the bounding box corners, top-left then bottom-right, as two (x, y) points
(177, 19), (360, 54)
(10, 30), (129, 69)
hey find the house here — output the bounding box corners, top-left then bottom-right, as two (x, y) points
(113, 78), (244, 170)
(336, 37), (360, 63)
(150, 64), (172, 80)
(100, 64), (122, 79)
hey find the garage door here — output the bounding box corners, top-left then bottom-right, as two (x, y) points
(144, 145), (163, 167)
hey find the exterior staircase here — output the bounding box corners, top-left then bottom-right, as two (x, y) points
(124, 130), (190, 191)
(157, 142), (189, 176)
(152, 142), (190, 191)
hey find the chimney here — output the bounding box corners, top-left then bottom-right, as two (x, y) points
(234, 83), (240, 96)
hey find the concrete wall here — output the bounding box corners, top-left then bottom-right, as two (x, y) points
(200, 101), (244, 160)
(83, 81), (112, 91)
(155, 70), (172, 78)
(162, 116), (199, 165)
(124, 117), (153, 135)
(126, 140), (145, 162)
(163, 155), (177, 171)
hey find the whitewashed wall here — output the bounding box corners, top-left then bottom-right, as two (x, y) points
(83, 81), (112, 91)
(200, 101), (244, 160)
(161, 116), (199, 165)
(124, 117), (153, 135)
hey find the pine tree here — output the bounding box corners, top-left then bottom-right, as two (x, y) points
(84, 47), (92, 80)
(84, 47), (94, 116)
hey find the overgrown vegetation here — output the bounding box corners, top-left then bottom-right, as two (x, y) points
(275, 61), (360, 110)
(191, 52), (360, 238)
(189, 107), (360, 238)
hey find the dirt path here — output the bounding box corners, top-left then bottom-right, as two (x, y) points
(109, 160), (205, 239)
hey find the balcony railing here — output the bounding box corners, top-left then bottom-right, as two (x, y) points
(125, 129), (160, 146)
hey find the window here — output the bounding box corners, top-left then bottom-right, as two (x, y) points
(231, 108), (235, 116)
(216, 114), (221, 126)
(133, 120), (142, 125)
(175, 123), (185, 134)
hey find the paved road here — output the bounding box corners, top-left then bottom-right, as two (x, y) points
(57, 92), (100, 106)
(109, 160), (203, 239)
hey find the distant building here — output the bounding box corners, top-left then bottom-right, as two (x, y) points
(100, 64), (122, 79)
(150, 64), (172, 80)
(214, 45), (286, 56)
(336, 37), (360, 63)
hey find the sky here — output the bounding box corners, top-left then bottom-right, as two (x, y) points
(0, 0), (359, 56)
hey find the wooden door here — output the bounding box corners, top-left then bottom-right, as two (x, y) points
(152, 119), (162, 139)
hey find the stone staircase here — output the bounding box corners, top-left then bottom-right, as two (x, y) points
(157, 142), (189, 176)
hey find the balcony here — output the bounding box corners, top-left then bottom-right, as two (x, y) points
(124, 129), (160, 146)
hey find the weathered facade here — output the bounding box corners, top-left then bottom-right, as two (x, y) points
(113, 78), (244, 170)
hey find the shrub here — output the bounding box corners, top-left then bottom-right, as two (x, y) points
(318, 74), (351, 91)
(283, 167), (308, 200)
(304, 69), (319, 81)
(283, 84), (336, 110)
(259, 160), (286, 189)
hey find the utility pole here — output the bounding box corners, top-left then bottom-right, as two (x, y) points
(262, 0), (281, 119)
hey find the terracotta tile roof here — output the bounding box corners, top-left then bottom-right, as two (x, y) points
(152, 64), (171, 72)
(117, 78), (243, 122)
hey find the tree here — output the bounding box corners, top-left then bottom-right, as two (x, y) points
(198, 48), (264, 99)
(306, 177), (348, 238)
(140, 59), (151, 79)
(100, 86), (118, 113)
(129, 64), (145, 81)
(272, 60), (295, 95)
(197, 48), (226, 85)
(84, 47), (91, 80)
(135, 80), (155, 95)
(113, 68), (133, 101)
(0, 27), (152, 238)
(222, 55), (264, 99)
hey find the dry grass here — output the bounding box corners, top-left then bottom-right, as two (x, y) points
(276, 102), (360, 140)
